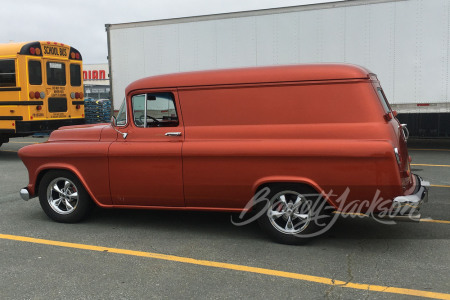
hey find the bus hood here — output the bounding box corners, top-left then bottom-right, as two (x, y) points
(48, 123), (110, 142)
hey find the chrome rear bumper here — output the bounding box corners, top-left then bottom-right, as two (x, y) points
(376, 175), (429, 222)
(391, 174), (429, 215)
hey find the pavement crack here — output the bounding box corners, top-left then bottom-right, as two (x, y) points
(324, 278), (336, 299)
(345, 253), (354, 284)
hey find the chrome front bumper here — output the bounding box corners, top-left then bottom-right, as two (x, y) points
(391, 175), (429, 215)
(20, 188), (30, 201)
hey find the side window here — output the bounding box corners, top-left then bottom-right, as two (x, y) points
(28, 60), (42, 85)
(0, 59), (16, 87)
(132, 93), (179, 127)
(116, 98), (127, 126)
(376, 88), (391, 113)
(70, 64), (81, 86)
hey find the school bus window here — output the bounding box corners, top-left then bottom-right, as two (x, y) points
(70, 64), (81, 86)
(28, 60), (42, 85)
(46, 61), (66, 86)
(0, 59), (16, 87)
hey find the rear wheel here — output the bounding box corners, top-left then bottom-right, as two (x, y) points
(257, 184), (333, 245)
(38, 170), (92, 223)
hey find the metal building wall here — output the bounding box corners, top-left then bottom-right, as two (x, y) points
(108, 0), (450, 113)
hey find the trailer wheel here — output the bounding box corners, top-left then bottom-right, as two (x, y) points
(38, 170), (92, 223)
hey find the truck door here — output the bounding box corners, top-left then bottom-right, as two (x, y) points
(108, 91), (185, 206)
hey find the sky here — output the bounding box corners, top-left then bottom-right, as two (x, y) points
(1, 0), (344, 64)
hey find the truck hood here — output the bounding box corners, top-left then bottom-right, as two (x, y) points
(48, 123), (110, 142)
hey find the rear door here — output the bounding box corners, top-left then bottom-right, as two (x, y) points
(44, 59), (69, 118)
(372, 80), (412, 190)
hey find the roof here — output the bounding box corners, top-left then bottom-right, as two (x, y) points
(126, 64), (372, 93)
(0, 42), (29, 57)
(0, 41), (79, 58)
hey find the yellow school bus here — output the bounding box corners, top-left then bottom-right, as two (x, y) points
(0, 41), (85, 147)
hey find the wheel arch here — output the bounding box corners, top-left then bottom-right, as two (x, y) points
(252, 176), (338, 210)
(33, 164), (104, 207)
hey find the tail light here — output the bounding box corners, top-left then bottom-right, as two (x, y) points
(29, 91), (45, 99)
(76, 105), (81, 109)
(36, 105), (42, 111)
(29, 47), (41, 56)
(70, 50), (82, 60)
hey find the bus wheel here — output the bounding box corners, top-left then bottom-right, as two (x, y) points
(38, 170), (93, 223)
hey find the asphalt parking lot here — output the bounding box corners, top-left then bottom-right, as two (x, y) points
(0, 137), (449, 300)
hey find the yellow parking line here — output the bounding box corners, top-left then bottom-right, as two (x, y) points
(410, 148), (450, 151)
(0, 150), (17, 153)
(420, 219), (450, 224)
(0, 234), (449, 300)
(431, 184), (450, 188)
(411, 163), (450, 167)
(9, 141), (39, 144)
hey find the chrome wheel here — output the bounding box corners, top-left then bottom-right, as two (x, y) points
(47, 177), (79, 215)
(267, 190), (312, 234)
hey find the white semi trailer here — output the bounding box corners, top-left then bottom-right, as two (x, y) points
(106, 0), (450, 136)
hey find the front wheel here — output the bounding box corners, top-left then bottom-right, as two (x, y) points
(38, 170), (92, 223)
(257, 184), (334, 245)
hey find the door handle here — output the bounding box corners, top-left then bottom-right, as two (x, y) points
(165, 132), (182, 136)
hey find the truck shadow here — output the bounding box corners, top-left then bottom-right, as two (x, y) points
(85, 207), (450, 242)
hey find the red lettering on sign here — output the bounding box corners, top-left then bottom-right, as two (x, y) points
(82, 69), (108, 80)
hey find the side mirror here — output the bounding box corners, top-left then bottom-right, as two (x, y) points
(111, 116), (128, 139)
